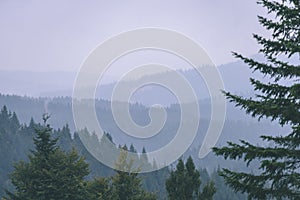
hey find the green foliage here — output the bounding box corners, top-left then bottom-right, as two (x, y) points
(213, 0), (300, 199)
(5, 116), (89, 200)
(86, 177), (112, 200)
(111, 148), (157, 200)
(199, 182), (216, 200)
(0, 106), (252, 199)
(185, 157), (201, 199)
(0, 106), (25, 197)
(165, 156), (215, 200)
(0, 108), (166, 199)
(141, 166), (169, 200)
(210, 168), (247, 200)
(166, 159), (186, 199)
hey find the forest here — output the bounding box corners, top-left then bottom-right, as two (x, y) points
(0, 105), (245, 199)
(0, 0), (299, 199)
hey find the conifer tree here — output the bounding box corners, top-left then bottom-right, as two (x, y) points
(165, 156), (215, 200)
(213, 0), (300, 199)
(166, 159), (186, 200)
(86, 177), (112, 200)
(199, 182), (216, 200)
(111, 148), (156, 200)
(5, 115), (89, 200)
(140, 147), (152, 171)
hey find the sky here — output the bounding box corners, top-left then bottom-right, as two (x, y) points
(0, 0), (269, 74)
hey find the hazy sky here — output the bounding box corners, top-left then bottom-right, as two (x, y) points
(0, 0), (268, 72)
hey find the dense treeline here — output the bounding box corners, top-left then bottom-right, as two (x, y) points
(0, 106), (245, 199)
(1, 0), (298, 198)
(0, 93), (287, 175)
(0, 93), (285, 146)
(4, 115), (157, 200)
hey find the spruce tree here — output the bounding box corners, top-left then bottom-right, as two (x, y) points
(5, 115), (89, 200)
(184, 157), (201, 199)
(213, 0), (300, 199)
(140, 147), (152, 171)
(166, 159), (186, 200)
(111, 148), (156, 200)
(165, 156), (215, 200)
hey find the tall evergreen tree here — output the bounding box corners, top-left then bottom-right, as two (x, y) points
(111, 148), (156, 200)
(5, 115), (89, 200)
(140, 147), (152, 171)
(166, 159), (186, 200)
(184, 157), (201, 199)
(213, 0), (300, 199)
(0, 106), (21, 198)
(165, 156), (215, 200)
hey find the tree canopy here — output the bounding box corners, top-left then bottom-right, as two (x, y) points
(213, 0), (300, 199)
(5, 115), (89, 200)
(166, 156), (215, 200)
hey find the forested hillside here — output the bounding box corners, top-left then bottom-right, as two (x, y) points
(0, 106), (246, 199)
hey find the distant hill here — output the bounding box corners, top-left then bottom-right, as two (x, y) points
(0, 57), (257, 105)
(1, 54), (298, 105)
(0, 94), (289, 170)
